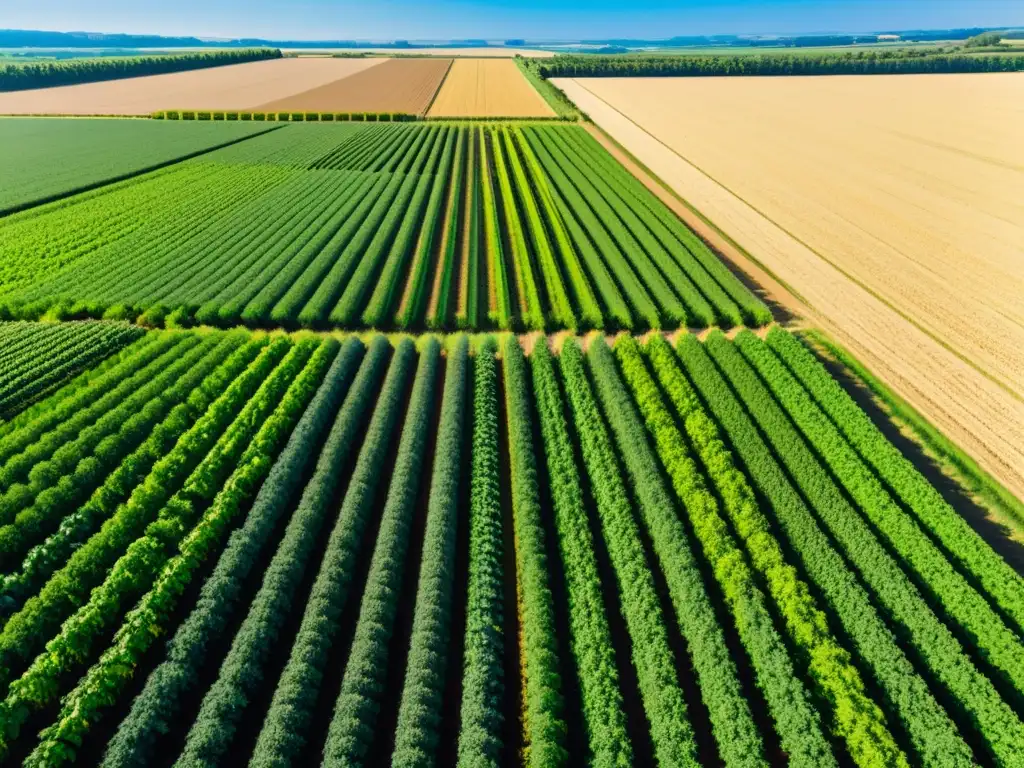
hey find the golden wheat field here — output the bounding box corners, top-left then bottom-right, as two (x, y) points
(556, 72), (1024, 498)
(428, 58), (554, 117)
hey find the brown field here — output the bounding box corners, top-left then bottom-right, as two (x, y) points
(427, 58), (555, 117)
(283, 47), (555, 57)
(0, 58), (385, 115)
(557, 73), (1024, 498)
(258, 58), (452, 115)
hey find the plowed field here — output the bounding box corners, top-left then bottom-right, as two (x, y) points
(258, 58), (452, 115)
(0, 57), (385, 115)
(428, 58), (555, 117)
(556, 73), (1024, 498)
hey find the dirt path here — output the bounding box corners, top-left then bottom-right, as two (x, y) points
(562, 79), (1024, 501)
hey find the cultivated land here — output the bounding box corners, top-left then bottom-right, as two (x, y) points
(0, 326), (1021, 768)
(0, 57), (384, 115)
(258, 58), (451, 115)
(0, 118), (274, 214)
(0, 121), (768, 331)
(428, 58), (556, 117)
(284, 46), (556, 57)
(557, 72), (1024, 499)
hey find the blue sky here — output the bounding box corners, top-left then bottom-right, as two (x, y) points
(4, 0), (1023, 40)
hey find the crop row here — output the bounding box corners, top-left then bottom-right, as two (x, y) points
(0, 122), (770, 332)
(0, 325), (1019, 766)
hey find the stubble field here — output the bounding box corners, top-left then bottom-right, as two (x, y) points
(556, 72), (1024, 499)
(258, 58), (452, 115)
(0, 57), (385, 115)
(427, 58), (556, 117)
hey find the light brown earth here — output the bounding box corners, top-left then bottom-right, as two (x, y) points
(0, 57), (385, 115)
(556, 73), (1024, 499)
(428, 59), (555, 117)
(258, 58), (452, 115)
(283, 47), (555, 57)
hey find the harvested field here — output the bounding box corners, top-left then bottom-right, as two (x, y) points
(259, 58), (452, 115)
(557, 73), (1024, 498)
(284, 47), (555, 57)
(0, 57), (385, 116)
(427, 58), (555, 117)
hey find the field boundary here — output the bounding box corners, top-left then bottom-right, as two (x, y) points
(801, 328), (1024, 531)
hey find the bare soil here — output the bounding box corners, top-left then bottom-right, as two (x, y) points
(558, 74), (1024, 500)
(258, 58), (452, 116)
(0, 58), (385, 115)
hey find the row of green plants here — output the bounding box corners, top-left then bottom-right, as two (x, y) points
(0, 326), (1020, 765)
(0, 321), (141, 419)
(152, 109), (417, 122)
(0, 122), (769, 332)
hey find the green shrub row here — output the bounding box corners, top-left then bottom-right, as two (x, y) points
(650, 335), (971, 767)
(153, 110), (417, 122)
(616, 337), (896, 767)
(25, 340), (333, 765)
(176, 338), (399, 766)
(557, 339), (698, 766)
(699, 333), (1024, 765)
(100, 339), (364, 768)
(392, 338), (469, 765)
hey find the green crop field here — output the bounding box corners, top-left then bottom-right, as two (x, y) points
(0, 54), (1021, 768)
(0, 121), (769, 332)
(0, 325), (1018, 767)
(0, 118), (276, 215)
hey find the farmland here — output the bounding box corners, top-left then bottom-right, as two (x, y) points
(0, 121), (769, 331)
(0, 324), (1019, 767)
(0, 118), (275, 214)
(428, 58), (556, 117)
(258, 58), (452, 115)
(0, 57), (385, 115)
(556, 72), (1024, 500)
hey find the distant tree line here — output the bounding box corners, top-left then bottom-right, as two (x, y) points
(539, 50), (1024, 78)
(0, 48), (281, 92)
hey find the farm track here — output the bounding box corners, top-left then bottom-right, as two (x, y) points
(0, 326), (1019, 766)
(559, 75), (1024, 501)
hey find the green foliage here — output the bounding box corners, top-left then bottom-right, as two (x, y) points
(617, 337), (899, 767)
(100, 339), (365, 768)
(557, 338), (698, 767)
(392, 337), (469, 766)
(529, 342), (630, 766)
(502, 338), (567, 765)
(650, 334), (971, 767)
(457, 338), (506, 766)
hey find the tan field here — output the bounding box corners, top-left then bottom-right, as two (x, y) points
(556, 73), (1024, 498)
(0, 58), (385, 115)
(428, 58), (554, 117)
(284, 47), (555, 57)
(259, 58), (451, 115)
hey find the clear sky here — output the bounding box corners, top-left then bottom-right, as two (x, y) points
(4, 0), (1023, 41)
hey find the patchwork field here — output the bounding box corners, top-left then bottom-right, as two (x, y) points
(0, 57), (385, 115)
(284, 46), (556, 57)
(258, 58), (452, 115)
(427, 58), (556, 117)
(0, 121), (768, 332)
(0, 324), (1020, 767)
(557, 72), (1024, 499)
